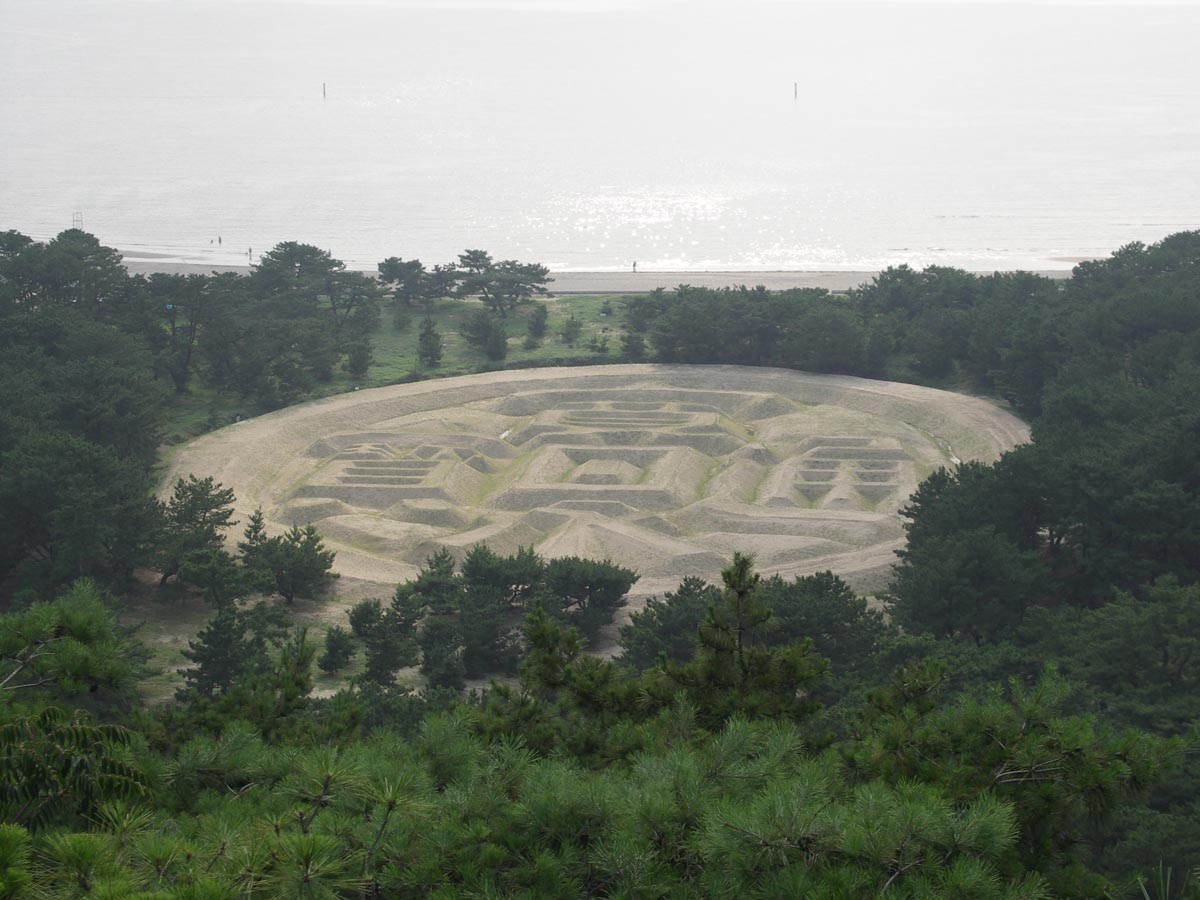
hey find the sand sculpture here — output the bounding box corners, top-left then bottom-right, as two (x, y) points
(164, 365), (1029, 597)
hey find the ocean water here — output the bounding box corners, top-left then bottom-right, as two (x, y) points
(2, 0), (1198, 272)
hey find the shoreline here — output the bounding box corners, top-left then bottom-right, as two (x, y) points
(120, 256), (1079, 293)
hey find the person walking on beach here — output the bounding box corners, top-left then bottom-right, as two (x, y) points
(632, 260), (637, 273)
(218, 235), (222, 246)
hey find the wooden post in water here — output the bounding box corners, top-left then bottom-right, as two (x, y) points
(794, 82), (798, 100)
(323, 82), (327, 100)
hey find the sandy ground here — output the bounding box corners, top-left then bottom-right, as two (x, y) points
(163, 366), (1029, 616)
(121, 255), (1074, 293)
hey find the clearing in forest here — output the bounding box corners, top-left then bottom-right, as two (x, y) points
(164, 365), (1028, 600)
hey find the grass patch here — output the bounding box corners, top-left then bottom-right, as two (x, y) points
(369, 294), (624, 378)
(161, 293), (630, 443)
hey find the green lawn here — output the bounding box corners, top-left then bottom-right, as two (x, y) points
(370, 293), (625, 377)
(161, 293), (632, 445)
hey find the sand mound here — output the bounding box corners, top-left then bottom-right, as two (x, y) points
(703, 459), (766, 503)
(572, 459), (642, 484)
(537, 517), (728, 578)
(316, 515), (443, 556)
(277, 498), (356, 525)
(406, 517), (548, 562)
(382, 501), (476, 529)
(696, 533), (845, 567)
(165, 364), (1027, 595)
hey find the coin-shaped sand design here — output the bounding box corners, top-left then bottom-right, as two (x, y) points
(164, 365), (1029, 596)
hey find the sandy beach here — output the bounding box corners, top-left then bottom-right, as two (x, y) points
(121, 255), (1075, 294)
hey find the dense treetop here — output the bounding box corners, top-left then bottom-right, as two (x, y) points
(2, 227), (1199, 895)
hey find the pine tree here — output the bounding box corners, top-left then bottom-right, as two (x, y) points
(345, 339), (372, 378)
(0, 824), (31, 895)
(647, 553), (829, 728)
(155, 475), (237, 588)
(462, 310), (508, 361)
(542, 556), (637, 641)
(618, 575), (719, 671)
(353, 596), (419, 687)
(359, 611), (417, 686)
(178, 547), (258, 608)
(483, 320), (508, 361)
(528, 302), (549, 339)
(419, 617), (465, 690)
(268, 525), (337, 604)
(178, 601), (289, 698)
(559, 314), (583, 346)
(178, 605), (248, 698)
(317, 625), (355, 674)
(404, 547), (459, 614)
(459, 584), (519, 677)
(347, 598), (383, 638)
(417, 316), (443, 367)
(240, 518), (336, 605)
(0, 579), (137, 699)
(518, 602), (583, 695)
(620, 329), (646, 361)
(238, 507), (269, 559)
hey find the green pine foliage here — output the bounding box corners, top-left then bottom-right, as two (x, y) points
(0, 555), (1190, 897)
(240, 515), (337, 605)
(542, 555), (637, 642)
(559, 314), (583, 346)
(357, 546), (636, 688)
(416, 315), (443, 367)
(527, 302), (549, 339)
(178, 601), (290, 699)
(0, 824), (31, 900)
(618, 576), (720, 671)
(155, 475), (237, 588)
(0, 705), (1122, 899)
(3, 229), (1200, 893)
(317, 626), (356, 674)
(0, 579), (139, 699)
(643, 554), (829, 730)
(620, 570), (890, 691)
(620, 327), (646, 360)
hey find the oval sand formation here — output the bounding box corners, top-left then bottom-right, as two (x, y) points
(164, 365), (1029, 596)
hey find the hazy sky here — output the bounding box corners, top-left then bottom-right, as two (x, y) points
(100, 0), (1200, 6)
(232, 0), (1200, 6)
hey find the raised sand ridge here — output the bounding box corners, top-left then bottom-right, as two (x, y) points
(163, 365), (1029, 599)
